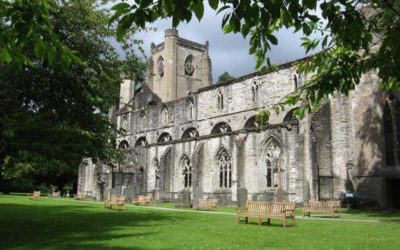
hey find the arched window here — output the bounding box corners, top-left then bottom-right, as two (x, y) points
(244, 116), (258, 129)
(118, 140), (129, 149)
(139, 111), (147, 128)
(121, 114), (128, 129)
(211, 122), (232, 135)
(251, 81), (259, 102)
(383, 95), (400, 167)
(157, 132), (172, 143)
(157, 56), (164, 77)
(283, 108), (299, 122)
(184, 54), (195, 76)
(134, 137), (148, 147)
(181, 127), (199, 139)
(187, 99), (194, 120)
(216, 147), (232, 188)
(264, 140), (283, 188)
(181, 155), (192, 188)
(161, 106), (168, 124)
(217, 91), (224, 110)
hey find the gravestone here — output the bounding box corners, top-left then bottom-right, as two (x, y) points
(237, 188), (248, 209)
(182, 190), (191, 208)
(274, 187), (284, 202)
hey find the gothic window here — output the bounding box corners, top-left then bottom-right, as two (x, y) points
(383, 95), (400, 167)
(187, 99), (194, 120)
(169, 107), (174, 122)
(157, 56), (164, 77)
(139, 111), (147, 128)
(251, 81), (259, 102)
(266, 160), (272, 187)
(181, 155), (192, 188)
(162, 106), (168, 124)
(216, 147), (232, 188)
(217, 91), (224, 110)
(264, 140), (283, 188)
(184, 54), (195, 76)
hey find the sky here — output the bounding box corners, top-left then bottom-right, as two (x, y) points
(134, 5), (310, 82)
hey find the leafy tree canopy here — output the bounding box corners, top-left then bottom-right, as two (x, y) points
(110, 0), (400, 119)
(216, 71), (235, 84)
(0, 0), (146, 192)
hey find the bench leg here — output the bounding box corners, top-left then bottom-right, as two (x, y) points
(283, 218), (286, 228)
(258, 216), (262, 226)
(245, 217), (248, 224)
(237, 216), (240, 224)
(267, 218), (270, 225)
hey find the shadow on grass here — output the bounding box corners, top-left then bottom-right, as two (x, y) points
(0, 200), (181, 249)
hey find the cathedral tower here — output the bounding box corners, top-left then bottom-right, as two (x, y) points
(147, 29), (212, 102)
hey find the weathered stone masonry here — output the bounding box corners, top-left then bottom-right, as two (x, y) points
(78, 29), (400, 208)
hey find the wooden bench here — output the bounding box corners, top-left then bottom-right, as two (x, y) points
(132, 195), (151, 206)
(74, 193), (86, 200)
(28, 191), (41, 200)
(193, 198), (219, 210)
(302, 200), (340, 218)
(237, 201), (296, 227)
(48, 191), (61, 198)
(104, 195), (126, 211)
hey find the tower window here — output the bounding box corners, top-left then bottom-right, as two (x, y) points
(217, 91), (224, 110)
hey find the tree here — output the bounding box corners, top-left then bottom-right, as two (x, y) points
(0, 0), (146, 193)
(216, 71), (235, 84)
(110, 0), (400, 119)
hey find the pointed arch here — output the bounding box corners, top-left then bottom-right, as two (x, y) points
(186, 97), (194, 120)
(161, 105), (169, 124)
(211, 122), (232, 135)
(215, 146), (232, 188)
(261, 136), (285, 188)
(180, 154), (192, 188)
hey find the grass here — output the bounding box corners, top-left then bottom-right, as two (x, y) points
(1, 195), (400, 249)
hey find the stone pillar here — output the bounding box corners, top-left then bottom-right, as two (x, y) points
(182, 190), (191, 208)
(237, 188), (248, 209)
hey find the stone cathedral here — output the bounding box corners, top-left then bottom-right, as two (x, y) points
(78, 29), (400, 208)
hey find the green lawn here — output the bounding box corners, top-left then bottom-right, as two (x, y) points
(1, 195), (400, 250)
